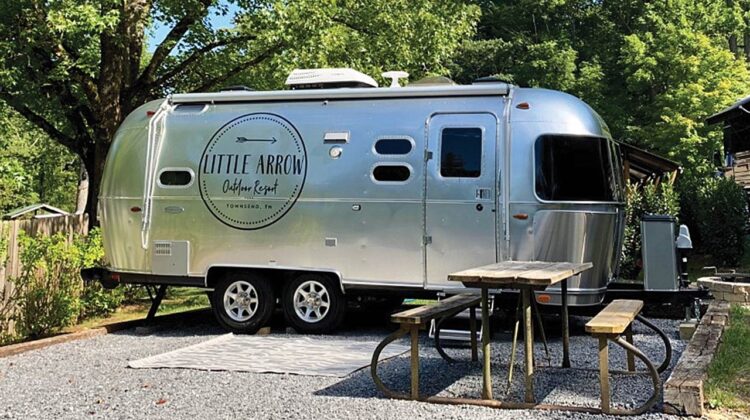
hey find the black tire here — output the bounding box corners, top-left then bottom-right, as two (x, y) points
(211, 272), (274, 334)
(282, 273), (345, 333)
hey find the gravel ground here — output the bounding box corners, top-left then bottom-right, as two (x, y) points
(0, 311), (685, 419)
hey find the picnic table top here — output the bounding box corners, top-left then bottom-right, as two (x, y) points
(448, 261), (593, 287)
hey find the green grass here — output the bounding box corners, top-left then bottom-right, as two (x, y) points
(69, 287), (210, 331)
(705, 305), (750, 413)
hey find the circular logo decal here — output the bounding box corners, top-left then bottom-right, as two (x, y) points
(199, 113), (307, 230)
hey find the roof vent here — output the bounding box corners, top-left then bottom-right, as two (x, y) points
(220, 85), (254, 92)
(411, 76), (457, 87)
(285, 68), (378, 90)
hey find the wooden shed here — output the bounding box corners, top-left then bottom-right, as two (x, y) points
(707, 95), (750, 191)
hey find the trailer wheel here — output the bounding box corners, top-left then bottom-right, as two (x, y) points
(282, 273), (345, 333)
(211, 272), (274, 334)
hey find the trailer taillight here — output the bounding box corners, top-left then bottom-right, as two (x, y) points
(110, 273), (120, 282)
(536, 294), (551, 304)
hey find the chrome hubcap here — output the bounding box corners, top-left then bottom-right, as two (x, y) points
(223, 280), (258, 322)
(293, 280), (330, 323)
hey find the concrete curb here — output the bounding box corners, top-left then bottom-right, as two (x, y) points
(663, 300), (730, 417)
(0, 308), (210, 359)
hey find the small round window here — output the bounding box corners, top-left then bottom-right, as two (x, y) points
(159, 170), (193, 187)
(373, 165), (411, 182)
(375, 138), (412, 155)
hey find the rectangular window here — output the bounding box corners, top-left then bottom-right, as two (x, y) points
(440, 127), (482, 178)
(535, 135), (616, 201)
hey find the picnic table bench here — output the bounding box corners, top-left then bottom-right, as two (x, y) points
(586, 299), (672, 415)
(371, 293), (480, 399)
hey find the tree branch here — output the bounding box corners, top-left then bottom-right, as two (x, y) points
(0, 90), (81, 155)
(329, 16), (375, 36)
(150, 34), (257, 88)
(135, 0), (213, 89)
(190, 42), (284, 92)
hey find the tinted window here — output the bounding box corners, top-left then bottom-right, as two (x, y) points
(535, 135), (616, 201)
(440, 128), (482, 178)
(159, 170), (193, 187)
(373, 165), (410, 182)
(375, 138), (412, 155)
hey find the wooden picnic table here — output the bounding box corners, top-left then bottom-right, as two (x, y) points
(448, 261), (593, 403)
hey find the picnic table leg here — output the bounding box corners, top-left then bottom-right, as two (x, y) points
(410, 326), (420, 399)
(598, 336), (611, 414)
(469, 306), (478, 362)
(507, 294), (522, 388)
(625, 325), (635, 372)
(561, 278), (571, 368)
(481, 287), (493, 400)
(522, 287), (535, 403)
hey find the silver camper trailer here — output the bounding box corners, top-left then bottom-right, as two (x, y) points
(84, 68), (656, 333)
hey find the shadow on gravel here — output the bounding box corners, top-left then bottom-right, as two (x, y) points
(314, 355), (475, 399)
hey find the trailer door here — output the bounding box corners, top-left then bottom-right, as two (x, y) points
(425, 113), (499, 288)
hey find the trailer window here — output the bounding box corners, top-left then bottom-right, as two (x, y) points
(440, 128), (481, 178)
(372, 164), (411, 182)
(535, 135), (616, 202)
(158, 170), (193, 187)
(375, 138), (412, 155)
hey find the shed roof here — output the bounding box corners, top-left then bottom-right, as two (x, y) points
(707, 95), (750, 154)
(707, 95), (750, 125)
(618, 142), (682, 182)
(3, 203), (70, 220)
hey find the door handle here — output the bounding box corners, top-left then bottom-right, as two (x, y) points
(475, 188), (491, 200)
(164, 206), (184, 214)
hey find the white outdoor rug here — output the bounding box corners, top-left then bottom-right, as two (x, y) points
(128, 334), (410, 377)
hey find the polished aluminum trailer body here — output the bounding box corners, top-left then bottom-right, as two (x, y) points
(100, 83), (624, 306)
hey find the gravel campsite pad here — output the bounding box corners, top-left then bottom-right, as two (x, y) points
(0, 314), (685, 419)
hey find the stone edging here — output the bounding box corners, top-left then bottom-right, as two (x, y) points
(0, 309), (210, 359)
(663, 300), (730, 417)
(698, 277), (749, 305)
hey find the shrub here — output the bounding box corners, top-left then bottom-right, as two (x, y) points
(621, 180), (680, 279)
(680, 177), (748, 266)
(11, 232), (83, 339)
(1, 227), (124, 342)
(77, 228), (124, 319)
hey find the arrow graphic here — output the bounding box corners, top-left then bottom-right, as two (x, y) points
(236, 136), (277, 144)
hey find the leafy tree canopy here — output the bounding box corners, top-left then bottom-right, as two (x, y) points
(452, 0), (750, 178)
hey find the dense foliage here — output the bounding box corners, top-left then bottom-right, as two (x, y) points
(452, 0), (750, 179)
(0, 104), (79, 214)
(0, 229), (122, 344)
(679, 177), (749, 266)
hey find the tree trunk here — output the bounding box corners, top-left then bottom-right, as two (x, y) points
(75, 162), (89, 214)
(744, 32), (750, 63)
(729, 34), (739, 56)
(83, 140), (110, 227)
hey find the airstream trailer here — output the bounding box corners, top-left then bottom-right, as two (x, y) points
(85, 69), (632, 334)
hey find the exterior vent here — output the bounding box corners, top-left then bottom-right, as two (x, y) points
(154, 241), (172, 256)
(411, 76), (457, 87)
(285, 68), (378, 90)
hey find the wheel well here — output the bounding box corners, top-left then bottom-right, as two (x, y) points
(205, 267), (344, 296)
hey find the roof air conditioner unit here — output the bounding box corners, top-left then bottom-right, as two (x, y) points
(285, 68), (378, 90)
